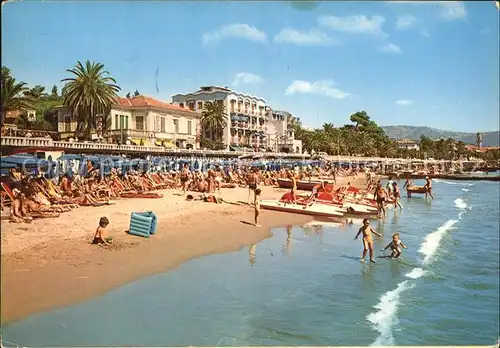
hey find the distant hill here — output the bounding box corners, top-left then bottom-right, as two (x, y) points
(382, 126), (500, 147)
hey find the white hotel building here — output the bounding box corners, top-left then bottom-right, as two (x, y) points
(172, 86), (302, 153)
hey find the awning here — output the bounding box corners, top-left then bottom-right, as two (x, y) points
(230, 145), (241, 151)
(154, 140), (176, 148)
(131, 138), (152, 147)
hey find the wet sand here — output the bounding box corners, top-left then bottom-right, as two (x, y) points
(1, 174), (367, 324)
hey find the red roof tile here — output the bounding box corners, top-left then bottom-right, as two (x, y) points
(114, 95), (195, 113)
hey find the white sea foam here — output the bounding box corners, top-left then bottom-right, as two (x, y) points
(405, 267), (426, 279)
(454, 198), (468, 209)
(461, 188), (469, 192)
(434, 179), (461, 185)
(367, 281), (414, 346)
(458, 211), (466, 220)
(418, 219), (458, 264)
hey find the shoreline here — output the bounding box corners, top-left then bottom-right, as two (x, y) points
(1, 187), (312, 324)
(1, 175), (366, 324)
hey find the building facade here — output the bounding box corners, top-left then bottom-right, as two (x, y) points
(172, 86), (269, 151)
(266, 108), (302, 153)
(395, 139), (420, 151)
(57, 95), (200, 148)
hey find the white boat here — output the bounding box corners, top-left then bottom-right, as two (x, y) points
(260, 200), (345, 218)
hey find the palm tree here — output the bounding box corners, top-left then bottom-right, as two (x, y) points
(322, 122), (335, 134)
(61, 60), (121, 138)
(1, 76), (30, 125)
(201, 100), (228, 143)
(23, 85), (47, 99)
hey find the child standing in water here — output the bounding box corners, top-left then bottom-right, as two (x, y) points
(382, 233), (407, 259)
(93, 216), (111, 245)
(355, 218), (383, 263)
(254, 188), (261, 227)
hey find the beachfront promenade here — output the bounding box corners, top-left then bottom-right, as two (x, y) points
(0, 135), (490, 166)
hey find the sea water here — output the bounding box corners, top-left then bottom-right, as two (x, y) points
(2, 180), (499, 346)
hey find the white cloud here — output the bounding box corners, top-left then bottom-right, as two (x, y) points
(396, 99), (413, 105)
(317, 15), (387, 38)
(439, 2), (467, 20)
(420, 30), (431, 37)
(285, 80), (349, 99)
(378, 43), (401, 54)
(396, 15), (417, 30)
(388, 1), (467, 21)
(274, 28), (336, 45)
(232, 73), (264, 86)
(202, 24), (267, 44)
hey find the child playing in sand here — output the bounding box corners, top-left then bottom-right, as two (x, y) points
(355, 218), (383, 263)
(382, 233), (407, 259)
(92, 216), (111, 245)
(254, 188), (261, 227)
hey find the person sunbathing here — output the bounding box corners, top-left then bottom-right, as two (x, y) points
(60, 174), (74, 197)
(25, 194), (62, 217)
(9, 190), (33, 223)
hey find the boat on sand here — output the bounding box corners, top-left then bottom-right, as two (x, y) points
(260, 200), (345, 218)
(282, 192), (377, 215)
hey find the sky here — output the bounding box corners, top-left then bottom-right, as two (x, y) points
(2, 1), (499, 132)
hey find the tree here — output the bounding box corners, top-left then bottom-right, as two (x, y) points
(349, 110), (370, 131)
(2, 66), (11, 80)
(23, 85), (47, 99)
(476, 132), (482, 148)
(51, 85), (58, 98)
(61, 60), (121, 138)
(126, 92), (131, 99)
(134, 89), (140, 96)
(322, 123), (335, 134)
(1, 75), (31, 125)
(201, 100), (228, 143)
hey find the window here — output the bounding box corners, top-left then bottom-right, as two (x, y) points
(114, 115), (119, 130)
(155, 116), (161, 132)
(125, 116), (129, 129)
(173, 119), (179, 133)
(187, 120), (192, 135)
(188, 102), (195, 111)
(136, 116), (144, 131)
(64, 116), (71, 132)
(179, 103), (184, 108)
(197, 102), (203, 110)
(161, 117), (166, 133)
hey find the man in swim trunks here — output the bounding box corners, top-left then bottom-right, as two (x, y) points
(374, 180), (387, 218)
(247, 168), (259, 205)
(355, 218), (383, 263)
(180, 163), (191, 196)
(403, 175), (413, 198)
(424, 176), (434, 200)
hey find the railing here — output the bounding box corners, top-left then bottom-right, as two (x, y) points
(0, 136), (310, 158)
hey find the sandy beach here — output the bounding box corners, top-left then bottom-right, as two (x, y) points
(1, 175), (366, 324)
